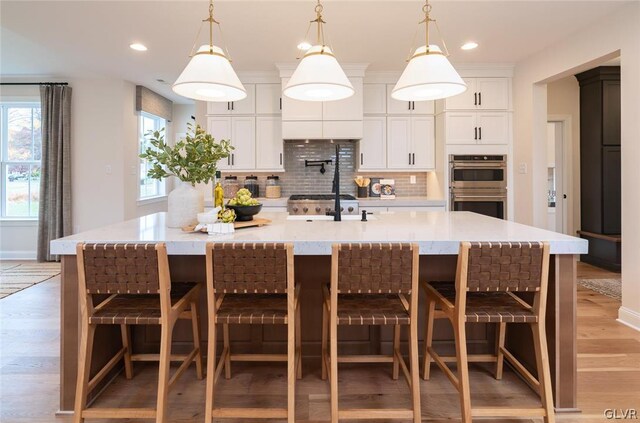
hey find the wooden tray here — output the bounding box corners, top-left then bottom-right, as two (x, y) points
(182, 218), (272, 233)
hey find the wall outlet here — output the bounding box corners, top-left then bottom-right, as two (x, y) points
(409, 175), (416, 184)
(130, 165), (137, 176)
(518, 163), (528, 174)
(105, 165), (112, 175)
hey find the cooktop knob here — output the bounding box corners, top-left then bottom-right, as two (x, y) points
(303, 207), (309, 213)
(292, 207), (298, 212)
(315, 207), (321, 213)
(325, 207), (331, 212)
(340, 207), (344, 212)
(348, 207), (354, 212)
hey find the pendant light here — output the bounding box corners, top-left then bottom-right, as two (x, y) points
(392, 0), (466, 102)
(172, 0), (246, 102)
(283, 0), (354, 102)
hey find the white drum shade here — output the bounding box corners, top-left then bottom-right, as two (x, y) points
(392, 45), (466, 101)
(173, 45), (247, 102)
(284, 45), (354, 102)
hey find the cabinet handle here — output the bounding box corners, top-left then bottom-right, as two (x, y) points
(474, 93), (477, 106)
(279, 98), (282, 110)
(280, 153), (283, 165)
(479, 127), (482, 140)
(474, 127), (478, 140)
(227, 102), (230, 111)
(409, 153), (412, 165)
(408, 102), (411, 111)
(231, 102), (234, 111)
(227, 156), (230, 165)
(232, 154), (235, 165)
(361, 153), (364, 165)
(478, 92), (482, 106)
(412, 153), (415, 165)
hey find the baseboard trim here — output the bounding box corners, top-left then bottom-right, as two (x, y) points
(618, 306), (640, 332)
(0, 250), (36, 260)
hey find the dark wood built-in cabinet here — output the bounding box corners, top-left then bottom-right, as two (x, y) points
(576, 66), (621, 271)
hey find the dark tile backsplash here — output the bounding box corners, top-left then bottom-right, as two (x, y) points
(218, 140), (428, 197)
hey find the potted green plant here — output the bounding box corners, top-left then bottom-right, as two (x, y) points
(140, 123), (233, 227)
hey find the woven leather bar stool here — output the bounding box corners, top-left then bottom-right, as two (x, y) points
(74, 243), (203, 423)
(204, 242), (301, 423)
(322, 243), (421, 423)
(422, 241), (554, 423)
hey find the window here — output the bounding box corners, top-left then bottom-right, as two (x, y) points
(139, 112), (166, 199)
(1, 103), (42, 218)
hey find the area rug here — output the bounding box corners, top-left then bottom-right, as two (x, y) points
(0, 262), (61, 299)
(578, 278), (622, 300)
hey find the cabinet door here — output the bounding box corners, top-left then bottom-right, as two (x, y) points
(412, 100), (435, 115)
(386, 84), (413, 114)
(256, 84), (282, 115)
(602, 146), (621, 234)
(444, 78), (476, 110)
(445, 113), (477, 144)
(477, 112), (509, 145)
(230, 117), (256, 170)
(386, 117), (412, 169)
(256, 117), (283, 170)
(281, 78), (323, 121)
(207, 101), (233, 115)
(230, 84), (255, 114)
(411, 116), (435, 170)
(207, 117), (233, 169)
(476, 78), (509, 110)
(363, 84), (387, 114)
(323, 78), (363, 121)
(359, 117), (386, 170)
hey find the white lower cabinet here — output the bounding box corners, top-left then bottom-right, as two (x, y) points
(207, 116), (256, 171)
(387, 116), (435, 170)
(255, 117), (284, 171)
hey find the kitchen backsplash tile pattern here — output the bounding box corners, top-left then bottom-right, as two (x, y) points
(217, 140), (428, 197)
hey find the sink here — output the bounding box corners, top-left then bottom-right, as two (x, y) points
(286, 215), (377, 221)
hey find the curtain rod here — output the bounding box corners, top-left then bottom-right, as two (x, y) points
(0, 82), (69, 86)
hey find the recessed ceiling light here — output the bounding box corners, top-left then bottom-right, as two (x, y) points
(461, 42), (478, 51)
(297, 42), (312, 51)
(129, 43), (148, 52)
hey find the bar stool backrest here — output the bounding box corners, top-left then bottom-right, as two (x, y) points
(460, 241), (549, 293)
(209, 243), (293, 294)
(335, 243), (417, 294)
(78, 243), (164, 294)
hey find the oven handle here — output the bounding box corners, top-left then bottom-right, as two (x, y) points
(451, 162), (507, 168)
(451, 194), (507, 201)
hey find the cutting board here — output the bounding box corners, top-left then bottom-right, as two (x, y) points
(182, 218), (272, 233)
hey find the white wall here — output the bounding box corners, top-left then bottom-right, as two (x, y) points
(547, 76), (581, 237)
(512, 2), (640, 330)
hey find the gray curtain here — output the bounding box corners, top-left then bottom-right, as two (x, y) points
(37, 85), (72, 262)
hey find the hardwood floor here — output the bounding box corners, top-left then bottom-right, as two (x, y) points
(0, 262), (638, 422)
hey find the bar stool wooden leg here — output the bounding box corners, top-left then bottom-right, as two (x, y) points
(454, 318), (472, 423)
(191, 300), (204, 380)
(296, 301), (302, 380)
(392, 324), (401, 380)
(409, 314), (421, 423)
(287, 306), (296, 423)
(73, 323), (95, 423)
(120, 324), (133, 380)
(532, 322), (555, 423)
(156, 322), (174, 423)
(495, 322), (506, 380)
(329, 301), (338, 423)
(321, 304), (328, 381)
(422, 297), (436, 380)
(204, 320), (216, 423)
(223, 324), (231, 380)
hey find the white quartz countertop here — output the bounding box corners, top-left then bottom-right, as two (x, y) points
(51, 211), (587, 256)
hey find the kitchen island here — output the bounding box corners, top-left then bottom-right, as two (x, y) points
(51, 211), (587, 413)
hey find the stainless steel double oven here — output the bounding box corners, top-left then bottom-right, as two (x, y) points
(449, 154), (507, 219)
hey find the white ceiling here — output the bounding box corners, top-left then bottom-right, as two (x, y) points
(0, 1), (631, 103)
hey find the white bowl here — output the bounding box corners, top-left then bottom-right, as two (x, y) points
(197, 211), (219, 224)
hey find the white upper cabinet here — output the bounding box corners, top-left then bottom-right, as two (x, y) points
(444, 78), (509, 110)
(281, 78), (323, 121)
(206, 116), (256, 170)
(358, 117), (387, 170)
(322, 78), (363, 121)
(255, 84), (282, 114)
(386, 116), (435, 170)
(444, 112), (509, 145)
(386, 85), (434, 115)
(363, 84), (387, 114)
(255, 116), (283, 171)
(207, 84), (256, 115)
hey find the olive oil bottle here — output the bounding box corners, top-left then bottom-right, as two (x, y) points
(214, 171), (224, 208)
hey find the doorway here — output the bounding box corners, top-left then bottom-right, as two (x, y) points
(546, 120), (567, 233)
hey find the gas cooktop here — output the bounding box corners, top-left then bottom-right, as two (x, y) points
(289, 194), (356, 201)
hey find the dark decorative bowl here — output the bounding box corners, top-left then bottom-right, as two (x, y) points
(226, 204), (262, 221)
